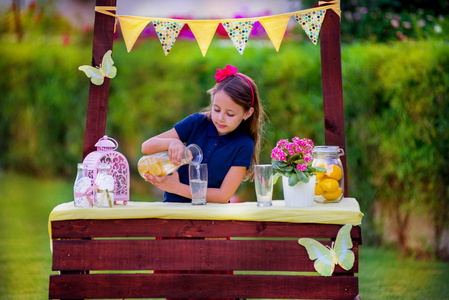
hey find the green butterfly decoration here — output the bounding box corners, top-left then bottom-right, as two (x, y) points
(78, 50), (117, 86)
(298, 224), (355, 277)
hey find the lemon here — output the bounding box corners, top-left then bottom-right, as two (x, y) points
(320, 178), (339, 192)
(315, 164), (326, 180)
(327, 165), (342, 181)
(323, 187), (343, 200)
(137, 157), (149, 178)
(148, 163), (162, 176)
(315, 184), (324, 195)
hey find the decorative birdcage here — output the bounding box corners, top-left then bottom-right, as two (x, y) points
(83, 135), (130, 204)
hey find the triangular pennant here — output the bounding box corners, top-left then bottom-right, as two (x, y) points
(222, 20), (255, 55)
(188, 21), (219, 57)
(295, 9), (326, 45)
(259, 15), (291, 52)
(153, 20), (185, 55)
(118, 16), (152, 52)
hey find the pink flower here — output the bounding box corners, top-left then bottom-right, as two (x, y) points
(271, 147), (286, 161)
(296, 164), (307, 172)
(272, 137), (316, 179)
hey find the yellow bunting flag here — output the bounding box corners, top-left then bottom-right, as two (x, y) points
(188, 21), (219, 57)
(259, 15), (291, 52)
(295, 9), (326, 45)
(118, 16), (152, 52)
(94, 0), (342, 56)
(222, 20), (255, 55)
(153, 20), (185, 55)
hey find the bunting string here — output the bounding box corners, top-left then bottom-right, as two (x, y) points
(95, 1), (340, 56)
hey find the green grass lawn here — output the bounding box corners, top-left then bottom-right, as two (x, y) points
(1, 171), (448, 299)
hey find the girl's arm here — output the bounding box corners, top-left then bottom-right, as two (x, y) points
(205, 166), (247, 203)
(147, 165), (247, 204)
(141, 128), (185, 164)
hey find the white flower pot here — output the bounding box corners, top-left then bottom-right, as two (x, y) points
(282, 175), (316, 208)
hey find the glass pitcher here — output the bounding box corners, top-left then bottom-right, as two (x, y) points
(312, 146), (345, 203)
(138, 144), (203, 178)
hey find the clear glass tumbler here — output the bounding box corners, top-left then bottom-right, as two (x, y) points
(189, 163), (208, 205)
(254, 164), (273, 207)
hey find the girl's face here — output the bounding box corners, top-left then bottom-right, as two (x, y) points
(211, 90), (253, 136)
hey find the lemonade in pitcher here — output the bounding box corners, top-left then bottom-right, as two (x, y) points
(138, 144), (203, 178)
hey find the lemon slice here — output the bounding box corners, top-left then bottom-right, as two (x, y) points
(137, 157), (149, 178)
(148, 163), (162, 176)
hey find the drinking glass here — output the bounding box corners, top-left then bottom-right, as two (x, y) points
(254, 164), (273, 207)
(189, 163), (208, 205)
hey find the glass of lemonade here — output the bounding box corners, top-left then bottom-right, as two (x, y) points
(189, 163), (208, 205)
(254, 164), (273, 207)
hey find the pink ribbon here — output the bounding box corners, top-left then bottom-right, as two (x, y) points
(215, 65), (238, 83)
(74, 185), (98, 207)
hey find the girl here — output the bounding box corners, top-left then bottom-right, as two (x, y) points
(142, 65), (264, 203)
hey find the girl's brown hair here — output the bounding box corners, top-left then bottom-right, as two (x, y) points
(205, 73), (266, 181)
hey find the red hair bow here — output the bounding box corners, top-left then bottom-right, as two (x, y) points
(215, 65), (238, 83)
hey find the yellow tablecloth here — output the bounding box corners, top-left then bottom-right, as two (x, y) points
(49, 198), (363, 226)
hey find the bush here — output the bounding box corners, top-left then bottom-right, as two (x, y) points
(342, 40), (449, 253)
(0, 43), (91, 176)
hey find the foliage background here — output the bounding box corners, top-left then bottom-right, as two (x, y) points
(1, 0), (449, 259)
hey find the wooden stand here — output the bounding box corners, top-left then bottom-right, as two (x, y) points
(60, 1), (360, 299)
(49, 218), (361, 299)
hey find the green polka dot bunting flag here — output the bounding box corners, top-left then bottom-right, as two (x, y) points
(222, 21), (255, 55)
(295, 9), (326, 45)
(153, 20), (185, 55)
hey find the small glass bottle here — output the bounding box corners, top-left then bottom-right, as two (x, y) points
(94, 163), (115, 208)
(73, 163), (93, 207)
(312, 146), (345, 203)
(137, 144), (203, 178)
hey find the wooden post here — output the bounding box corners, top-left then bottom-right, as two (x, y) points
(319, 3), (348, 196)
(82, 0), (117, 159)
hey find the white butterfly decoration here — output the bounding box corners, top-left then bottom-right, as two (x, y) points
(78, 50), (117, 86)
(298, 224), (355, 277)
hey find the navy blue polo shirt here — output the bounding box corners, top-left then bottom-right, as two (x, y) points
(163, 113), (254, 203)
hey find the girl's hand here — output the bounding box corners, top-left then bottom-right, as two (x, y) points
(168, 140), (185, 165)
(144, 172), (181, 194)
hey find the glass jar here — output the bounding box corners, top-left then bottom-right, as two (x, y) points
(94, 163), (114, 208)
(137, 144), (203, 178)
(73, 163), (93, 207)
(312, 146), (345, 203)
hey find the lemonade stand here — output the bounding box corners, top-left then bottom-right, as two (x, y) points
(48, 0), (363, 299)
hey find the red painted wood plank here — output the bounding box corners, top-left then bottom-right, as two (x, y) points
(82, 0), (117, 159)
(319, 2), (348, 196)
(52, 239), (359, 273)
(51, 219), (362, 242)
(49, 273), (359, 299)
